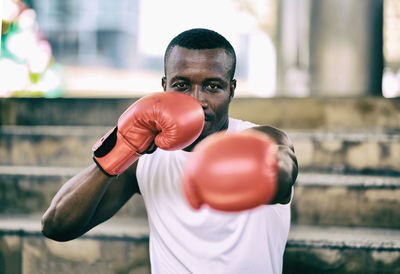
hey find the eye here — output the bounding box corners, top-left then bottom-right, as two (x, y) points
(206, 83), (222, 92)
(172, 82), (188, 91)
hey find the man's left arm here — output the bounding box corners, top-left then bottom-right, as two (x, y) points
(182, 125), (298, 211)
(251, 126), (298, 205)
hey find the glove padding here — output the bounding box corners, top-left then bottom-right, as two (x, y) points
(93, 91), (204, 176)
(182, 130), (278, 211)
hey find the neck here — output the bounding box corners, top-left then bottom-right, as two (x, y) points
(183, 118), (229, 152)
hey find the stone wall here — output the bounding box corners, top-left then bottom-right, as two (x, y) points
(1, 97), (400, 130)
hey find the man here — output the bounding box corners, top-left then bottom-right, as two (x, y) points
(42, 28), (298, 273)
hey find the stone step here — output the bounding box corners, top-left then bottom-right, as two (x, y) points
(1, 126), (400, 174)
(292, 131), (400, 174)
(0, 166), (147, 218)
(0, 126), (107, 167)
(0, 216), (399, 274)
(0, 216), (150, 274)
(292, 173), (400, 228)
(0, 97), (133, 126)
(1, 97), (400, 131)
(284, 225), (400, 274)
(1, 166), (399, 229)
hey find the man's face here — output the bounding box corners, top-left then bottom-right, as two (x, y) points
(163, 46), (236, 149)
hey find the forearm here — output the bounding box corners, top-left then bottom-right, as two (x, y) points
(272, 145), (298, 204)
(41, 163), (113, 241)
(250, 125), (298, 204)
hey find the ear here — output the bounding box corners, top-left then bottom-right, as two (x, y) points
(229, 79), (236, 101)
(162, 76), (167, 91)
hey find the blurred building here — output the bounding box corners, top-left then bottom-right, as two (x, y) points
(275, 0), (384, 96)
(382, 0), (400, 98)
(25, 0), (277, 97)
(3, 0), (399, 97)
(31, 0), (140, 69)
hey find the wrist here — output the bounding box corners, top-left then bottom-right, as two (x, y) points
(92, 156), (115, 177)
(93, 128), (143, 176)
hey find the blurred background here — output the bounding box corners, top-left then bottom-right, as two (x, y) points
(1, 1), (400, 274)
(1, 0), (399, 98)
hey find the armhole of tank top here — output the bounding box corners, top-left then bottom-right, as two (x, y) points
(136, 157), (144, 195)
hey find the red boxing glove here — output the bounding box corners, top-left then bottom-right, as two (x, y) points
(93, 91), (204, 175)
(182, 130), (278, 212)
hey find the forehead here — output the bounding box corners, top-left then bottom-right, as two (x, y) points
(165, 47), (233, 78)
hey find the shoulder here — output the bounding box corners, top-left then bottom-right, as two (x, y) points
(250, 125), (293, 148)
(228, 118), (292, 148)
(227, 117), (258, 133)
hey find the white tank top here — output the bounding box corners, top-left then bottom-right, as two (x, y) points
(137, 118), (291, 274)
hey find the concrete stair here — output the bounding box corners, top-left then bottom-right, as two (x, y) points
(291, 131), (400, 175)
(1, 166), (399, 229)
(2, 97), (400, 130)
(0, 126), (106, 167)
(284, 225), (400, 274)
(293, 173), (400, 229)
(0, 216), (150, 274)
(0, 166), (147, 218)
(1, 216), (399, 274)
(2, 126), (399, 174)
(1, 97), (400, 273)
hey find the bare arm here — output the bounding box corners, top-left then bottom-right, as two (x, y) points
(41, 162), (139, 241)
(252, 125), (298, 205)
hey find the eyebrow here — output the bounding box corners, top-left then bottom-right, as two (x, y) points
(169, 76), (190, 82)
(169, 76), (227, 84)
(204, 78), (226, 83)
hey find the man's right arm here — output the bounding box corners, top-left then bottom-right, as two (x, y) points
(41, 92), (205, 241)
(41, 162), (139, 242)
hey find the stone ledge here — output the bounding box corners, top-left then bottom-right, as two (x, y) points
(0, 166), (83, 177)
(0, 125), (110, 136)
(2, 97), (400, 131)
(292, 173), (400, 228)
(1, 216), (400, 251)
(2, 128), (400, 173)
(0, 216), (151, 274)
(288, 225), (400, 251)
(0, 215), (149, 242)
(2, 166), (398, 188)
(1, 168), (399, 228)
(2, 125), (400, 140)
(296, 173), (400, 188)
(288, 131), (400, 142)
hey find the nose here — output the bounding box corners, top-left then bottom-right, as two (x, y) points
(191, 86), (208, 109)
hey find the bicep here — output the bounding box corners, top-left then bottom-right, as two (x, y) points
(85, 161), (140, 231)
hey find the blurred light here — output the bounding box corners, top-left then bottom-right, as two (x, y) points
(247, 29), (276, 97)
(382, 69), (400, 98)
(18, 9), (36, 30)
(28, 67), (61, 93)
(138, 0), (254, 56)
(28, 40), (52, 74)
(0, 0), (3, 54)
(0, 0), (60, 97)
(2, 0), (20, 21)
(285, 67), (309, 97)
(6, 30), (36, 60)
(0, 58), (30, 96)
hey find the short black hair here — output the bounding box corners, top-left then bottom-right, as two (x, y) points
(164, 28), (236, 79)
